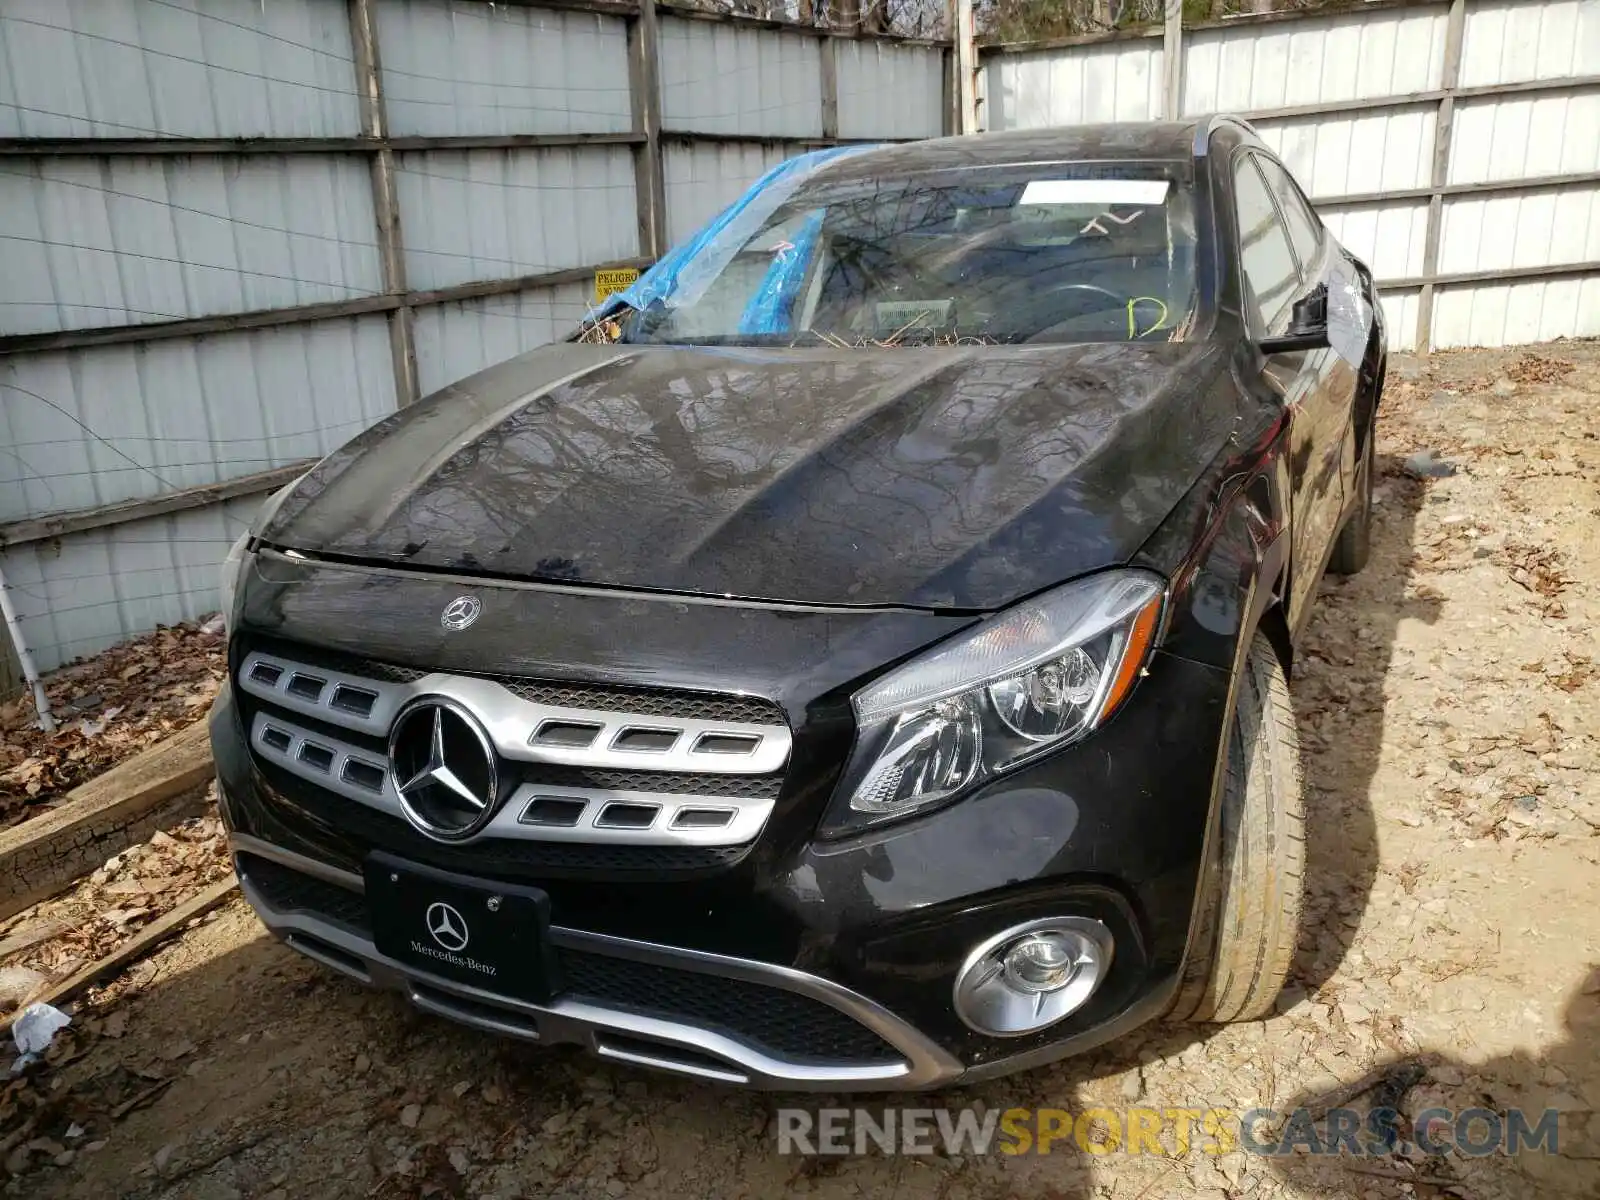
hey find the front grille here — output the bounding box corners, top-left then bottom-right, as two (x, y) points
(560, 951), (899, 1064)
(517, 764), (784, 800)
(242, 854), (898, 1066)
(500, 679), (785, 726)
(240, 853), (370, 930)
(257, 759), (755, 877)
(236, 636), (786, 725)
(241, 636), (426, 684)
(233, 635), (791, 858)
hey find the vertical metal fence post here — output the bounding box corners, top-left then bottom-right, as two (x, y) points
(1416, 0), (1467, 354)
(820, 35), (841, 141)
(1162, 0), (1184, 121)
(629, 1), (668, 260)
(348, 0), (419, 406)
(0, 565), (54, 732)
(953, 0), (978, 133)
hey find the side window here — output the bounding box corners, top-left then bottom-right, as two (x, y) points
(1257, 157), (1322, 277)
(1232, 155), (1299, 332)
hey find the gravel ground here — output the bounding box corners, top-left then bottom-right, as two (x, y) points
(7, 341), (1600, 1200)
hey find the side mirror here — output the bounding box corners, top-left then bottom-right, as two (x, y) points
(1258, 283), (1331, 354)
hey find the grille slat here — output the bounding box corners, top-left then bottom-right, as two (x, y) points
(560, 952), (899, 1064)
(233, 636), (788, 856)
(239, 855), (898, 1066)
(254, 760), (755, 876)
(240, 854), (369, 929)
(237, 636), (785, 726)
(501, 679), (784, 726)
(515, 764), (783, 800)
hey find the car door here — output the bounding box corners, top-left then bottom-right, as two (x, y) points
(1230, 150), (1347, 630)
(1254, 152), (1366, 532)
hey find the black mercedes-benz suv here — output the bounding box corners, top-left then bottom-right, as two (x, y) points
(211, 118), (1386, 1089)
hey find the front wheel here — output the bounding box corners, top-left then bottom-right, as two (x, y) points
(1169, 630), (1305, 1023)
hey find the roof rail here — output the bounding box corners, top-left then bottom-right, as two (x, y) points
(1192, 114), (1262, 156)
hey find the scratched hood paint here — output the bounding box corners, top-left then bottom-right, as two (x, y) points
(262, 342), (1232, 610)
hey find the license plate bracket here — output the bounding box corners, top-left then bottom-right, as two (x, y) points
(363, 851), (562, 1003)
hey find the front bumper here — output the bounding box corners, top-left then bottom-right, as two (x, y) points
(232, 834), (962, 1089)
(214, 637), (1232, 1090)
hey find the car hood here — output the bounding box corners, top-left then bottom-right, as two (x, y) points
(262, 341), (1233, 610)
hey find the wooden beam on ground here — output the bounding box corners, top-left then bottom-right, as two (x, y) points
(0, 722), (215, 923)
(0, 877), (239, 1032)
(0, 462), (312, 549)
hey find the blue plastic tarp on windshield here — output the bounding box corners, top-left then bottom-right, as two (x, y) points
(597, 144), (876, 323)
(737, 208), (824, 334)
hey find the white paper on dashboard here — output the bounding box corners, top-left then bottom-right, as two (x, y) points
(1018, 179), (1171, 206)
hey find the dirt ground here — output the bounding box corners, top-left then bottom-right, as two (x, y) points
(0, 621), (225, 829)
(7, 341), (1600, 1200)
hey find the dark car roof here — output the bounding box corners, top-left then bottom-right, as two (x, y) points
(809, 121), (1220, 186)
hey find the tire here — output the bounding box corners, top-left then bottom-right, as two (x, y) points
(1169, 630), (1304, 1023)
(1328, 429), (1374, 575)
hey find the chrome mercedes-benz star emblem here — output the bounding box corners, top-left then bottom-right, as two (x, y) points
(387, 697), (500, 840)
(425, 901), (470, 952)
(440, 595), (481, 631)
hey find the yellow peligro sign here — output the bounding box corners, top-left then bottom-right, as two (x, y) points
(594, 267), (640, 304)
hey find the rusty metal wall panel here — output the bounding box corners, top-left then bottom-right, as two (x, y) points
(983, 39), (1163, 130)
(0, 0), (360, 139)
(662, 138), (797, 245)
(1449, 91), (1600, 185)
(1253, 109), (1436, 197)
(1458, 0), (1600, 88)
(0, 154), (381, 336)
(0, 491), (268, 671)
(395, 146), (638, 291)
(1377, 288), (1422, 353)
(411, 281), (591, 397)
(836, 40), (944, 138)
(1438, 184), (1600, 277)
(1428, 0), (1600, 346)
(1321, 202), (1432, 282)
(658, 17), (823, 137)
(1181, 4), (1448, 112)
(375, 0), (632, 137)
(1432, 275), (1600, 348)
(0, 316), (397, 523)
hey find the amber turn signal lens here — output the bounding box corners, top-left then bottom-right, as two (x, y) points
(1097, 593), (1163, 724)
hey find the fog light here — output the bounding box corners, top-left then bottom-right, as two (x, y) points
(952, 917), (1113, 1037)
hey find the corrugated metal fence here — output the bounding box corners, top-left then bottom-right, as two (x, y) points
(0, 0), (951, 676)
(981, 0), (1600, 354)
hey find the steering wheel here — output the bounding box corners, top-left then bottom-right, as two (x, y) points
(1021, 284), (1172, 344)
(1040, 282), (1125, 308)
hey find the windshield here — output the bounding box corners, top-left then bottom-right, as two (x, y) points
(609, 161), (1199, 347)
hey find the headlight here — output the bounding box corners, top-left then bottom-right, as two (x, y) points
(823, 570), (1165, 835)
(218, 532), (250, 633)
(217, 473), (310, 635)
